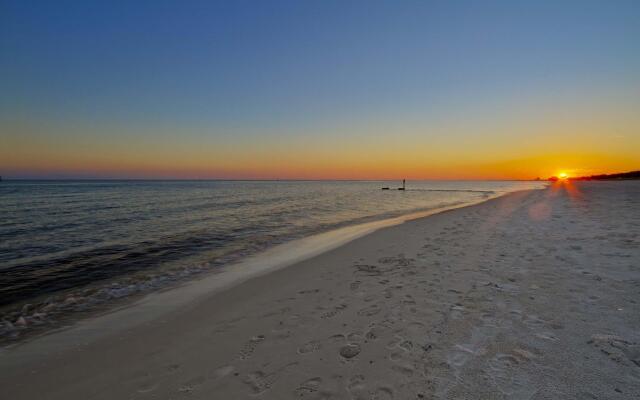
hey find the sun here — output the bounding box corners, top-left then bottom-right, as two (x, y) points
(558, 172), (569, 179)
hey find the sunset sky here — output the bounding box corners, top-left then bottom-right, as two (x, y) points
(1, 1), (639, 180)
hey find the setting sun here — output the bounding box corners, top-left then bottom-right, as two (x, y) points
(559, 172), (569, 179)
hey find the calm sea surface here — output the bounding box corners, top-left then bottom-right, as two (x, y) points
(0, 180), (545, 312)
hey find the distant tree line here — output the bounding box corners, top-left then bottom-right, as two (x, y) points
(569, 170), (640, 180)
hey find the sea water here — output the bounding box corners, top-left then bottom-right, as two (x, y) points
(0, 180), (545, 337)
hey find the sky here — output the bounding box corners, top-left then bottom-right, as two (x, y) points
(1, 0), (639, 180)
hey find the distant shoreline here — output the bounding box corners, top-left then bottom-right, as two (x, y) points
(546, 170), (640, 181)
(570, 170), (640, 181)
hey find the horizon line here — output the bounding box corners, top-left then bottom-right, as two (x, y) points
(0, 177), (542, 182)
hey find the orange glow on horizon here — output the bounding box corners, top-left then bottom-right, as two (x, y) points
(2, 107), (639, 180)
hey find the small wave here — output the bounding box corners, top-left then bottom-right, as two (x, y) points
(0, 180), (545, 343)
(405, 189), (496, 194)
(0, 199), (474, 343)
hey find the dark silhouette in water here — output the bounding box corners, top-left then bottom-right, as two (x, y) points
(381, 179), (405, 190)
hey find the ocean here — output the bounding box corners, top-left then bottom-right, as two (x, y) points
(0, 179), (545, 337)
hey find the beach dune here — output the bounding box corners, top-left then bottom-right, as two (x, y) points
(1, 182), (639, 399)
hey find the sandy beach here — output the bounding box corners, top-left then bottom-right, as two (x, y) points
(1, 181), (639, 399)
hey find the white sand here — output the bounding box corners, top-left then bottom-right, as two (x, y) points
(1, 181), (639, 399)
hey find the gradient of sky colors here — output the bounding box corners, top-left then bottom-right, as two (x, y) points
(1, 0), (639, 179)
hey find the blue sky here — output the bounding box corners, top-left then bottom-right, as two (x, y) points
(1, 0), (639, 178)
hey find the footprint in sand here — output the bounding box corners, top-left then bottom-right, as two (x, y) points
(177, 376), (205, 394)
(365, 326), (384, 341)
(347, 375), (367, 398)
(386, 336), (403, 350)
(339, 343), (361, 359)
(364, 294), (378, 302)
(238, 335), (265, 360)
(588, 334), (640, 367)
(243, 362), (298, 395)
(298, 288), (321, 295)
(294, 377), (323, 396)
(177, 385), (195, 394)
(298, 340), (322, 354)
(243, 370), (277, 394)
(391, 364), (414, 378)
(398, 339), (413, 352)
(402, 295), (416, 306)
(136, 382), (158, 394)
(354, 264), (382, 277)
(522, 314), (549, 330)
(379, 255), (415, 267)
(357, 304), (382, 317)
(321, 304), (347, 319)
(406, 321), (425, 336)
(329, 333), (346, 343)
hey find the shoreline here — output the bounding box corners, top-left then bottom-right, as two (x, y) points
(1, 187), (535, 352)
(2, 182), (638, 399)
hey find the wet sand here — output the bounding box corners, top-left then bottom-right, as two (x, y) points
(1, 181), (639, 399)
